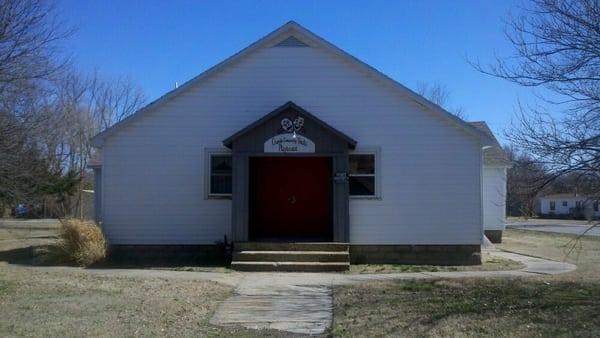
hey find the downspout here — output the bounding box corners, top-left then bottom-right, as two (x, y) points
(480, 145), (493, 245)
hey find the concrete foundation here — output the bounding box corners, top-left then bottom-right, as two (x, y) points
(108, 243), (482, 267)
(350, 245), (481, 265)
(107, 245), (226, 266)
(484, 230), (503, 243)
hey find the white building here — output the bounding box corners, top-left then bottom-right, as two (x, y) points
(470, 122), (510, 243)
(91, 22), (499, 268)
(539, 194), (599, 219)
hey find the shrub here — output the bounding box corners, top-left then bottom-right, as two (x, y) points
(58, 218), (107, 266)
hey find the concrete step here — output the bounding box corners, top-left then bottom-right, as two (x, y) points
(233, 250), (350, 262)
(234, 242), (349, 252)
(230, 261), (350, 272)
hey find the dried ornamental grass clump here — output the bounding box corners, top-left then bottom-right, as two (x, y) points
(59, 218), (107, 266)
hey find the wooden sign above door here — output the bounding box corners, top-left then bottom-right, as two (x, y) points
(264, 133), (315, 153)
(264, 116), (315, 153)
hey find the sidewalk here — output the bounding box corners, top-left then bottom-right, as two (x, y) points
(7, 248), (576, 335)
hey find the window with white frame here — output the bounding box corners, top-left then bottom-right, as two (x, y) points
(349, 153), (377, 197)
(550, 201), (556, 211)
(562, 201), (568, 207)
(208, 153), (232, 197)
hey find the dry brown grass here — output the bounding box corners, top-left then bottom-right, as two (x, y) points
(58, 218), (107, 266)
(0, 264), (278, 337)
(333, 229), (600, 337)
(0, 220), (283, 337)
(333, 278), (600, 337)
(348, 252), (524, 274)
(498, 229), (600, 282)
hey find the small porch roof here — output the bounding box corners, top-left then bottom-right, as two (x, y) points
(222, 101), (357, 149)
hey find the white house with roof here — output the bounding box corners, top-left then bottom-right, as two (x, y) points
(90, 21), (501, 271)
(470, 122), (510, 243)
(540, 193), (600, 219)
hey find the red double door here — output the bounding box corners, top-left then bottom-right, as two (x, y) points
(249, 157), (332, 241)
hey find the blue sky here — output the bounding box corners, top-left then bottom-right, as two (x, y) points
(58, 0), (537, 144)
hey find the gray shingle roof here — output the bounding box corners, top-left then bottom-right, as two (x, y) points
(88, 150), (103, 168)
(540, 193), (582, 199)
(468, 121), (511, 167)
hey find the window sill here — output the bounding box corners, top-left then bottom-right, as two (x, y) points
(207, 195), (232, 200)
(350, 196), (381, 200)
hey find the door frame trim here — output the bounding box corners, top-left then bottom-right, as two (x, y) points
(231, 152), (350, 242)
(248, 156), (333, 242)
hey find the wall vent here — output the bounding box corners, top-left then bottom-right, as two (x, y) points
(274, 36), (309, 47)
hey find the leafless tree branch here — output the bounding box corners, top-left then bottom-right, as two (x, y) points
(415, 81), (468, 120)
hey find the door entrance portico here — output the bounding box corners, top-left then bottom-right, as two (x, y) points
(223, 101), (356, 242)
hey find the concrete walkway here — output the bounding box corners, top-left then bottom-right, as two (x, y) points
(208, 249), (575, 335)
(9, 249), (576, 335)
(210, 282), (333, 334)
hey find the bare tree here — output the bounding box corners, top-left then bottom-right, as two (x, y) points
(505, 145), (549, 217)
(0, 0), (145, 218)
(474, 0), (599, 232)
(416, 81), (467, 119)
(45, 71), (145, 218)
(475, 0), (599, 115)
(0, 108), (43, 205)
(0, 0), (71, 98)
(22, 69), (145, 180)
(89, 72), (145, 130)
(0, 0), (73, 215)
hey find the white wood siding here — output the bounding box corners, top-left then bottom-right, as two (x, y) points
(101, 44), (483, 245)
(482, 166), (506, 231)
(540, 197), (600, 217)
(540, 198), (565, 215)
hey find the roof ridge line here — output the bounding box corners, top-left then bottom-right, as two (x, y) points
(92, 21), (494, 147)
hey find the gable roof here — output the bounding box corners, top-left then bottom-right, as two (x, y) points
(540, 193), (584, 200)
(223, 101), (357, 149)
(468, 121), (511, 167)
(92, 21), (494, 147)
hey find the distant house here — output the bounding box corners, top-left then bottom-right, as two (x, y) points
(539, 193), (600, 219)
(470, 122), (510, 243)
